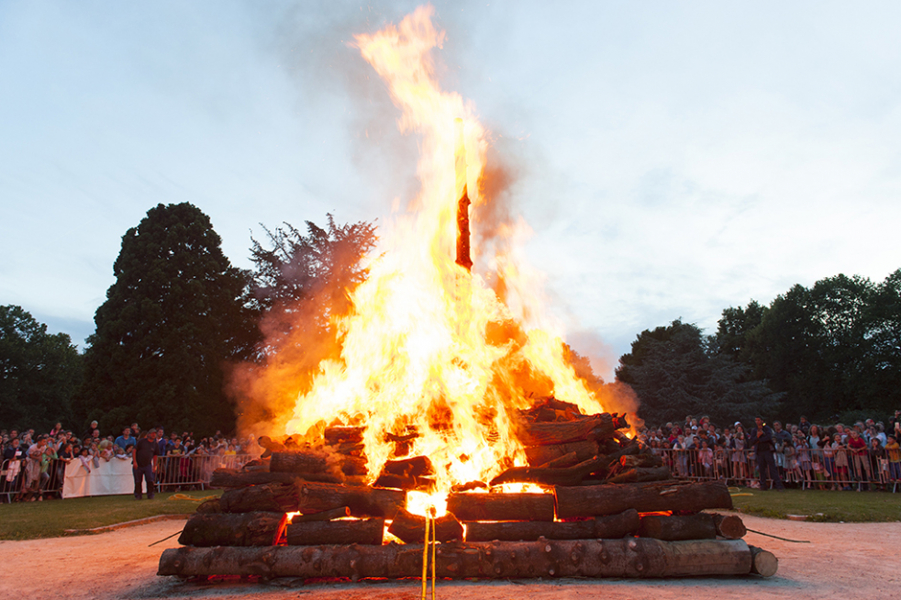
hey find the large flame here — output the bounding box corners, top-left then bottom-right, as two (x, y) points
(282, 6), (603, 499)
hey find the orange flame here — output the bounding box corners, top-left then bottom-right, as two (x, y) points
(280, 6), (605, 506)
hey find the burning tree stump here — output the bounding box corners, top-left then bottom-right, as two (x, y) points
(297, 481), (404, 518)
(554, 480), (733, 519)
(447, 492), (555, 522)
(285, 518), (384, 546)
(387, 508), (464, 543)
(178, 512), (286, 547)
(464, 509), (640, 542)
(159, 538), (771, 579)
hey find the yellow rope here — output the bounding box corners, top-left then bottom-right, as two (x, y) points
(431, 509), (437, 600)
(168, 493), (217, 502)
(421, 515), (430, 600)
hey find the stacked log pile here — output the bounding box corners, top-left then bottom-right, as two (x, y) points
(161, 398), (777, 580)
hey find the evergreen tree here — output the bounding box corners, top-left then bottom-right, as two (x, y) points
(77, 203), (259, 435)
(0, 305), (82, 430)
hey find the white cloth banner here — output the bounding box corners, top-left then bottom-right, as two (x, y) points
(62, 457), (147, 499)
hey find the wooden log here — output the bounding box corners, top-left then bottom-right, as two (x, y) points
(286, 518), (384, 546)
(619, 453), (664, 469)
(555, 480), (733, 519)
(383, 455), (433, 477)
(297, 481), (405, 518)
(605, 465), (673, 484)
(195, 497), (221, 513)
(387, 508), (464, 544)
(525, 440), (598, 466)
(290, 506), (351, 523)
(713, 513), (747, 539)
(638, 514), (717, 541)
(446, 492), (555, 522)
(159, 538), (760, 579)
(537, 451), (579, 469)
(518, 413), (622, 447)
(489, 456), (603, 487)
(210, 469), (302, 488)
(465, 509), (639, 542)
(218, 482), (299, 513)
(324, 426), (364, 444)
(750, 545), (779, 577)
(178, 512), (286, 547)
(372, 473), (435, 492)
(270, 451), (367, 477)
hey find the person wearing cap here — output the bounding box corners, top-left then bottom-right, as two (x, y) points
(751, 417), (784, 491)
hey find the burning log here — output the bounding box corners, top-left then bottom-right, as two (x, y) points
(178, 512), (286, 547)
(286, 518), (384, 546)
(372, 473), (436, 492)
(446, 492), (555, 522)
(324, 426), (364, 444)
(270, 451), (368, 478)
(554, 480), (733, 519)
(218, 482), (299, 513)
(290, 506), (351, 523)
(464, 509), (639, 542)
(605, 466), (673, 484)
(525, 440), (598, 467)
(489, 455), (603, 487)
(297, 481), (405, 518)
(159, 538), (773, 579)
(454, 117), (472, 271)
(517, 413), (627, 447)
(387, 508), (464, 544)
(638, 514), (717, 541)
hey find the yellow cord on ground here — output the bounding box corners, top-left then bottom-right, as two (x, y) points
(168, 493), (217, 502)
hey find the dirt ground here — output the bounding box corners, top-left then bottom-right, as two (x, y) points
(2, 515), (899, 600)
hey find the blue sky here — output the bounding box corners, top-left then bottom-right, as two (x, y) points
(2, 1), (900, 380)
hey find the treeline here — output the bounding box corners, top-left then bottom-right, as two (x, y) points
(617, 271), (901, 427)
(0, 202), (375, 435)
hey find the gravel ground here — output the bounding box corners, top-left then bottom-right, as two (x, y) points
(1, 515), (899, 599)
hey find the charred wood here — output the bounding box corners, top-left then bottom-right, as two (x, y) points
(290, 506), (351, 523)
(387, 508), (464, 544)
(464, 509), (639, 542)
(554, 480), (734, 519)
(489, 456), (603, 487)
(605, 466), (673, 484)
(297, 481), (405, 518)
(178, 512), (286, 547)
(446, 492), (555, 522)
(372, 473), (435, 492)
(324, 426), (364, 444)
(159, 538), (766, 579)
(517, 413), (625, 447)
(286, 518), (384, 546)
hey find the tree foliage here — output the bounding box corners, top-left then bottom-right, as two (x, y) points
(616, 319), (780, 426)
(0, 306), (82, 431)
(77, 203), (259, 435)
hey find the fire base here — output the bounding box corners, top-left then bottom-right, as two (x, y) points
(158, 538), (777, 580)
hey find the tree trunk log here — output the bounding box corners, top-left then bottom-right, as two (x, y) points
(750, 545), (779, 577)
(372, 473), (435, 492)
(159, 538), (765, 579)
(555, 480), (733, 519)
(446, 492), (555, 522)
(489, 456), (603, 487)
(517, 413), (625, 447)
(525, 440), (598, 466)
(465, 509), (639, 542)
(290, 506), (351, 523)
(618, 454), (664, 469)
(638, 514), (717, 541)
(323, 426), (364, 444)
(178, 512), (286, 547)
(286, 518), (384, 546)
(210, 469), (302, 488)
(712, 513), (747, 539)
(270, 451), (367, 478)
(297, 481), (405, 518)
(605, 466), (673, 484)
(218, 483), (299, 513)
(387, 508), (464, 544)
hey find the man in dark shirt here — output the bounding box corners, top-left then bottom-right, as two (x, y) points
(750, 417), (784, 490)
(132, 429), (159, 500)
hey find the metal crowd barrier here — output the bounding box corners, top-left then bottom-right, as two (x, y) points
(153, 453), (256, 491)
(655, 446), (900, 492)
(1, 458), (66, 502)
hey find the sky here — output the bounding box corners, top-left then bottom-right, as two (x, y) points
(2, 1), (900, 381)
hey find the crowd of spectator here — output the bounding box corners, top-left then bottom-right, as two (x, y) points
(1, 421), (259, 502)
(638, 411), (901, 491)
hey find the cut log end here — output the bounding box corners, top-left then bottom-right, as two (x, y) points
(750, 546), (779, 577)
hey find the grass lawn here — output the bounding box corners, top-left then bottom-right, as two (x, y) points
(730, 486), (901, 522)
(0, 489), (221, 541)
